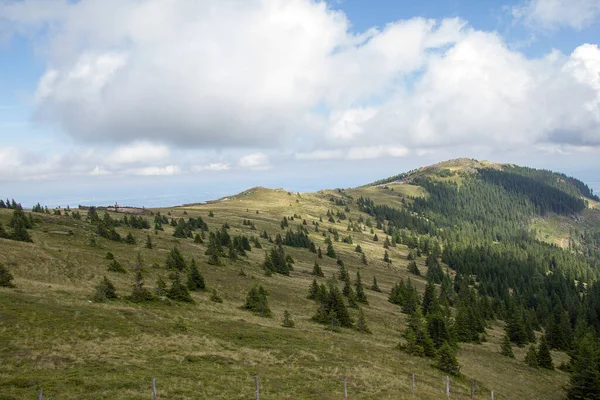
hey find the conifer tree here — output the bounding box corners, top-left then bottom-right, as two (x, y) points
(355, 244), (362, 253)
(93, 276), (117, 302)
(125, 232), (136, 244)
(421, 280), (439, 316)
(537, 334), (554, 370)
(282, 310), (295, 328)
(371, 276), (381, 292)
(506, 308), (529, 347)
(308, 278), (319, 300)
(205, 233), (222, 266)
(501, 334), (515, 358)
(0, 264), (15, 287)
(407, 261), (420, 276)
(361, 252), (368, 265)
(436, 342), (461, 376)
(186, 259), (206, 291)
(373, 234), (378, 241)
(166, 247), (187, 271)
(194, 233), (203, 244)
(129, 253), (154, 302)
(317, 247), (323, 259)
(107, 259), (126, 273)
(312, 262), (324, 277)
(383, 250), (390, 263)
(326, 242), (336, 258)
(356, 308), (371, 334)
(244, 285), (271, 317)
(566, 333), (600, 399)
(355, 271), (368, 304)
(210, 288), (223, 303)
(145, 234), (153, 249)
(400, 308), (435, 358)
(524, 345), (539, 368)
(167, 272), (194, 302)
(155, 276), (167, 297)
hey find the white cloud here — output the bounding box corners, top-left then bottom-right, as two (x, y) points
(90, 166), (111, 176)
(513, 0), (600, 30)
(191, 163), (230, 172)
(107, 142), (170, 165)
(126, 165), (181, 176)
(239, 153), (271, 170)
(0, 0), (599, 180)
(347, 146), (410, 160)
(295, 149), (344, 161)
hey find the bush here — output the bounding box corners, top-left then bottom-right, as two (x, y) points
(93, 276), (117, 302)
(0, 264), (15, 288)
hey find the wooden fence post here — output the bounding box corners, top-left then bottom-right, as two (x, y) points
(471, 380), (474, 399)
(343, 376), (348, 398)
(152, 378), (157, 400)
(254, 376), (260, 400)
(411, 373), (415, 394)
(445, 376), (450, 399)
(491, 390), (494, 400)
(37, 389), (42, 400)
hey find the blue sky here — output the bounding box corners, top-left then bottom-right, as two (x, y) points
(1, 0), (600, 207)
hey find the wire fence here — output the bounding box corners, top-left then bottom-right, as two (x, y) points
(33, 374), (553, 399)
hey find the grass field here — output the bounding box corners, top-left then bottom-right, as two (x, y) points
(0, 187), (570, 399)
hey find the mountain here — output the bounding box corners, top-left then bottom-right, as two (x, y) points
(1, 159), (599, 399)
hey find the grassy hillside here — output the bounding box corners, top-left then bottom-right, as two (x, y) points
(0, 183), (571, 399)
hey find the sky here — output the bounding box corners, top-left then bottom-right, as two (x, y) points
(1, 0), (600, 207)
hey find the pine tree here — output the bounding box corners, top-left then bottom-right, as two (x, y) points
(93, 276), (117, 302)
(436, 342), (461, 376)
(356, 308), (371, 334)
(421, 280), (439, 316)
(566, 333), (600, 399)
(326, 242), (336, 258)
(107, 259), (126, 273)
(308, 278), (319, 300)
(383, 250), (390, 263)
(407, 261), (420, 276)
(371, 276), (381, 292)
(282, 310), (295, 328)
(312, 262), (324, 277)
(155, 276), (167, 297)
(501, 334), (515, 358)
(355, 271), (368, 304)
(166, 272), (194, 302)
(130, 254), (154, 303)
(243, 285), (271, 317)
(125, 232), (136, 244)
(317, 247), (323, 258)
(355, 244), (362, 253)
(373, 234), (379, 242)
(524, 345), (539, 368)
(194, 233), (203, 244)
(186, 259), (206, 291)
(0, 264), (15, 287)
(537, 334), (554, 370)
(361, 253), (368, 265)
(210, 288), (223, 303)
(506, 309), (529, 347)
(205, 233), (222, 265)
(401, 308), (436, 358)
(166, 247), (187, 271)
(145, 234), (153, 249)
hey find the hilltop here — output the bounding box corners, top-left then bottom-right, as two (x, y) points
(1, 159), (599, 399)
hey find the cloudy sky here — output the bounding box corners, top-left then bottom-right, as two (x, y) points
(1, 0), (599, 207)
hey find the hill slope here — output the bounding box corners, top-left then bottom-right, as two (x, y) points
(1, 160), (599, 399)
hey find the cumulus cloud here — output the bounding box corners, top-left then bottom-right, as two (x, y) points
(191, 163), (230, 172)
(239, 153), (271, 170)
(0, 0), (599, 176)
(513, 0), (600, 30)
(107, 142), (170, 165)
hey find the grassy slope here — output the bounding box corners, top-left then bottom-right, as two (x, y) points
(0, 187), (568, 399)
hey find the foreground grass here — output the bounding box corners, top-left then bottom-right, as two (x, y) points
(0, 188), (569, 399)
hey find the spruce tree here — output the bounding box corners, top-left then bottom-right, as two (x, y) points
(107, 259), (126, 273)
(244, 285), (272, 317)
(355, 271), (368, 304)
(282, 310), (295, 328)
(308, 278), (319, 300)
(356, 308), (371, 334)
(501, 334), (515, 358)
(312, 262), (324, 277)
(166, 272), (194, 302)
(421, 280), (438, 316)
(155, 276), (167, 297)
(317, 247), (323, 258)
(186, 259), (206, 291)
(436, 342), (461, 376)
(93, 276), (117, 302)
(361, 253), (368, 265)
(537, 334), (554, 370)
(145, 234), (153, 249)
(407, 261), (420, 276)
(166, 247), (187, 271)
(205, 233), (221, 265)
(566, 333), (600, 399)
(210, 288), (223, 303)
(383, 250), (390, 263)
(0, 264), (15, 287)
(326, 242), (336, 258)
(524, 344), (539, 368)
(371, 276), (381, 292)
